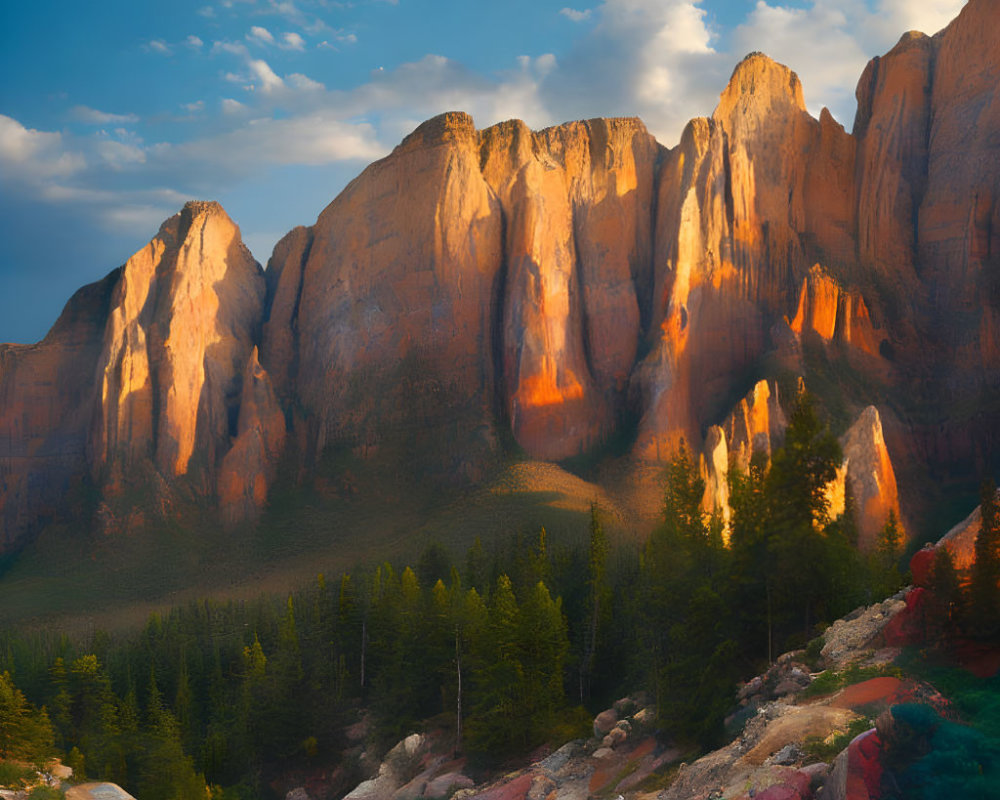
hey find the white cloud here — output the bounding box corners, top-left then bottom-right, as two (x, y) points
(222, 98), (247, 113)
(147, 40), (172, 55)
(731, 0), (964, 127)
(266, 0), (305, 25)
(70, 106), (140, 125)
(280, 32), (306, 50)
(538, 0), (724, 144)
(186, 35), (204, 49)
(248, 58), (285, 92)
(288, 73), (324, 91)
(212, 40), (250, 57)
(247, 25), (275, 45)
(183, 100), (206, 113)
(162, 112), (384, 170)
(95, 140), (147, 170)
(197, 6), (216, 17)
(876, 0), (964, 38)
(0, 115), (85, 182)
(560, 7), (593, 22)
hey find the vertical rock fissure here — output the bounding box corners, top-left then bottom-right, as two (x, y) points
(490, 207), (511, 431)
(286, 232), (313, 415)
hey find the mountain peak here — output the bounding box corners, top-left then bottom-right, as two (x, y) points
(397, 110), (478, 152)
(715, 51), (806, 120)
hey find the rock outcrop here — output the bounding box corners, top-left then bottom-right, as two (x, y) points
(789, 265), (885, 357)
(90, 201), (265, 491)
(839, 407), (901, 550)
(217, 347), (286, 525)
(936, 487), (1000, 571)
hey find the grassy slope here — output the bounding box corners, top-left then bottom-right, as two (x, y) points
(0, 453), (649, 636)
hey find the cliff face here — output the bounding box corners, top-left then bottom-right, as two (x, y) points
(0, 273), (117, 550)
(1, 0), (998, 551)
(90, 201), (266, 490)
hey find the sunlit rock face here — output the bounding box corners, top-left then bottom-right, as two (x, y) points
(483, 117), (659, 459)
(266, 112), (505, 477)
(633, 54), (857, 461)
(826, 406), (902, 551)
(790, 265), (885, 356)
(698, 379), (787, 538)
(90, 201), (265, 495)
(0, 273), (117, 551)
(266, 113), (660, 465)
(937, 488), (1000, 571)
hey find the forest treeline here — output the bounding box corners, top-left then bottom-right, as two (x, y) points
(2, 393), (966, 800)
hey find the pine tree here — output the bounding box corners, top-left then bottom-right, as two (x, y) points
(68, 654), (124, 783)
(580, 503), (609, 703)
(970, 479), (1000, 637)
(0, 670), (30, 758)
(134, 668), (207, 800)
(928, 547), (963, 641)
(467, 574), (524, 753)
(728, 452), (772, 661)
(872, 510), (905, 600)
(764, 391), (842, 647)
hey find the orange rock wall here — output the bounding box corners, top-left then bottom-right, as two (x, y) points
(90, 202), (266, 494)
(2, 0), (999, 550)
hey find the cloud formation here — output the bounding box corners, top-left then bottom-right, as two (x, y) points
(280, 32), (306, 50)
(560, 7), (593, 22)
(147, 39), (172, 55)
(0, 116), (85, 182)
(732, 0), (964, 125)
(248, 25), (275, 45)
(70, 106), (140, 125)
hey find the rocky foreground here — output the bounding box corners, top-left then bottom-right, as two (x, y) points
(293, 594), (907, 800)
(290, 581), (983, 800)
(279, 501), (999, 800)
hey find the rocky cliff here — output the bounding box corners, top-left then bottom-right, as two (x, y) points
(0, 0), (997, 552)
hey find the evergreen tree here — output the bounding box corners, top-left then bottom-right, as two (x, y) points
(764, 391), (842, 647)
(928, 547), (963, 642)
(728, 452), (772, 662)
(0, 670), (50, 760)
(519, 581), (569, 739)
(452, 584), (488, 754)
(467, 574), (524, 753)
(872, 510), (905, 600)
(638, 441), (736, 745)
(580, 503), (610, 703)
(134, 669), (207, 800)
(68, 654), (125, 783)
(970, 479), (1000, 637)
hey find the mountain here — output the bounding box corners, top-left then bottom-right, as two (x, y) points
(1, 0), (998, 563)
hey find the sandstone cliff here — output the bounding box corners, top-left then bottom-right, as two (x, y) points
(90, 201), (265, 493)
(1, 0), (998, 551)
(0, 272), (117, 550)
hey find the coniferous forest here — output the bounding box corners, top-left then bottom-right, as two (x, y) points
(1, 393), (997, 799)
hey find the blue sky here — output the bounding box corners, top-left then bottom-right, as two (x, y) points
(0, 0), (965, 342)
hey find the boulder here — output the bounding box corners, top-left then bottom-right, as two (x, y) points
(593, 708), (618, 738)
